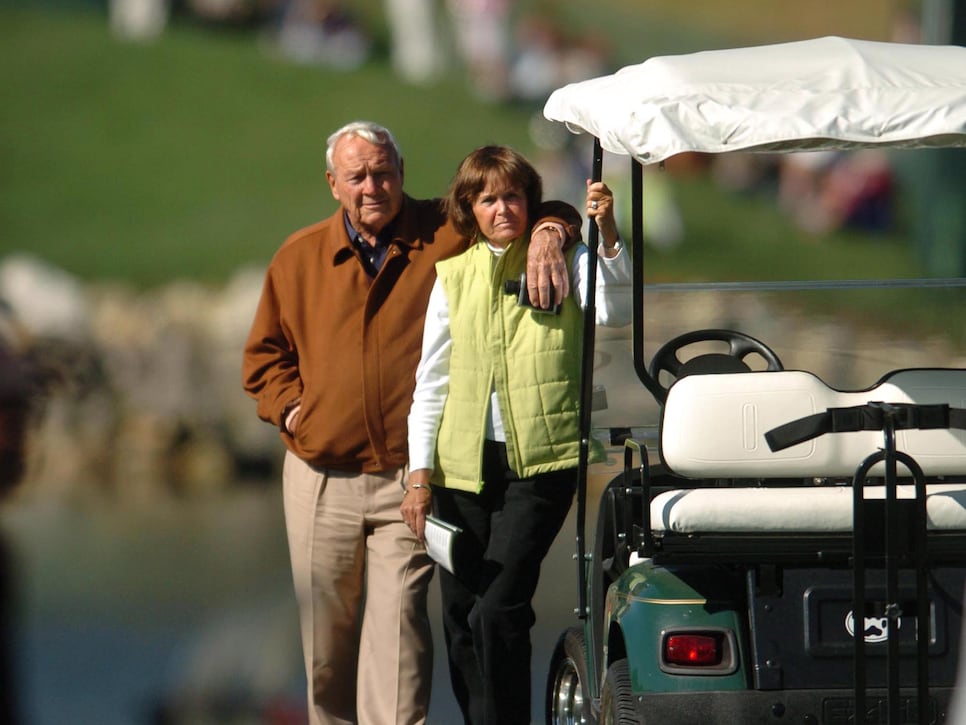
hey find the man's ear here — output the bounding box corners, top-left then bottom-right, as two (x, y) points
(399, 157), (405, 184)
(325, 170), (339, 201)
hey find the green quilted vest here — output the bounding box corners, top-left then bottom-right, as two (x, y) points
(433, 239), (603, 492)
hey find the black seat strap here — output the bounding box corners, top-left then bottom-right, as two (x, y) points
(765, 403), (966, 451)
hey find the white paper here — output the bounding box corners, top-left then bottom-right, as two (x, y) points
(424, 515), (461, 574)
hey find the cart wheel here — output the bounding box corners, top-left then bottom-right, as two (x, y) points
(546, 626), (594, 725)
(599, 658), (637, 725)
(649, 329), (783, 400)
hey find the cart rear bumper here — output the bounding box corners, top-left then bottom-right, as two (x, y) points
(629, 687), (956, 724)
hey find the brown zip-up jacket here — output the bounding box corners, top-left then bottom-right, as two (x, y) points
(241, 195), (580, 474)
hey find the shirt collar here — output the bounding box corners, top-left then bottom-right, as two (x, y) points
(343, 212), (395, 249)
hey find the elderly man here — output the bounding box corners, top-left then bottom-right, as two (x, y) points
(242, 120), (572, 725)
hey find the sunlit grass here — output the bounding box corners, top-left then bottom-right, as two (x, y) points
(0, 5), (538, 286)
(2, 0), (960, 357)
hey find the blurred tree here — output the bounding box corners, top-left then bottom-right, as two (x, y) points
(910, 0), (966, 276)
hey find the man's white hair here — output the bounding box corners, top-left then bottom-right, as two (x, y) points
(325, 121), (402, 172)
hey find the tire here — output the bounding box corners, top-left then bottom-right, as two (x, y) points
(599, 658), (638, 725)
(546, 625), (595, 725)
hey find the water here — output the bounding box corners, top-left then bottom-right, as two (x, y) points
(0, 479), (607, 725)
(2, 488), (301, 724)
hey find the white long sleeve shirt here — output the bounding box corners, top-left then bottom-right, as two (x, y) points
(408, 242), (632, 472)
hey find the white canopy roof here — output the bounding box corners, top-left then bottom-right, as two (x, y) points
(543, 36), (966, 165)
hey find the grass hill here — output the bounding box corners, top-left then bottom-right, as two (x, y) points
(4, 0), (957, 352)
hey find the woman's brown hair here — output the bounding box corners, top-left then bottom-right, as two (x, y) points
(444, 145), (543, 239)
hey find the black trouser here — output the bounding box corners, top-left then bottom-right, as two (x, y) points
(433, 441), (577, 725)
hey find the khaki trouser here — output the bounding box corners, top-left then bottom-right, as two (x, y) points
(283, 452), (435, 725)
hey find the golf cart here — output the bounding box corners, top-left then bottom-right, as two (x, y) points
(542, 37), (966, 724)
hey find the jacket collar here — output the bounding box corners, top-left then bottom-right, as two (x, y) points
(332, 194), (423, 265)
(387, 194), (426, 251)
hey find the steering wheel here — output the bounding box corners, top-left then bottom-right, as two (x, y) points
(649, 329), (784, 401)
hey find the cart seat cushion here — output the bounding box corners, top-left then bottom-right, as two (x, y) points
(660, 369), (966, 478)
(650, 483), (966, 533)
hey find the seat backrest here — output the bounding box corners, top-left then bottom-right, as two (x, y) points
(660, 368), (966, 478)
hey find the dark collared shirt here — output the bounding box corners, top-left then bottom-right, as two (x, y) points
(344, 213), (392, 276)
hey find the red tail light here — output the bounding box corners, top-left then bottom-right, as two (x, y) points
(664, 634), (721, 666)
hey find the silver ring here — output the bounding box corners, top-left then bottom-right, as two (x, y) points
(591, 200), (598, 209)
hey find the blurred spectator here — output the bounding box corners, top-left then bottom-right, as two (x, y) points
(777, 150), (838, 224)
(0, 352), (29, 499)
(507, 13), (563, 103)
(384, 0), (446, 84)
(0, 350), (26, 723)
(509, 12), (609, 105)
(816, 149), (894, 233)
(779, 150), (895, 235)
(559, 32), (609, 87)
(891, 5), (922, 44)
(266, 0), (370, 69)
(109, 0), (169, 41)
(185, 0), (276, 26)
(380, 2), (610, 101)
(446, 0), (513, 101)
(0, 304), (38, 725)
(0, 300), (39, 499)
(711, 152), (779, 197)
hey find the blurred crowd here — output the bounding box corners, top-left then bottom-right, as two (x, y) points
(109, 0), (638, 243)
(109, 0), (612, 106)
(711, 149), (897, 236)
(106, 0), (962, 259)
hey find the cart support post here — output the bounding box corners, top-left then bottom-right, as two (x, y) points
(629, 159), (664, 401)
(574, 137), (604, 619)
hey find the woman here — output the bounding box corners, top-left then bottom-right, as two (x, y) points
(403, 145), (631, 724)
